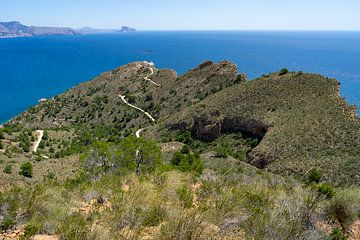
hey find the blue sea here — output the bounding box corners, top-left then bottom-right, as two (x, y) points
(0, 31), (360, 123)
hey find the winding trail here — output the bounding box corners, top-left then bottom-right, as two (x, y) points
(33, 130), (44, 153)
(144, 67), (161, 87)
(120, 62), (162, 139)
(119, 95), (155, 122)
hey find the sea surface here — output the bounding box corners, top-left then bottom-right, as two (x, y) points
(0, 31), (360, 123)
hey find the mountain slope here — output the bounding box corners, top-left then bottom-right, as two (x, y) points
(7, 61), (360, 185)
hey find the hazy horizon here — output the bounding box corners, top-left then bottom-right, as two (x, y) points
(1, 0), (360, 31)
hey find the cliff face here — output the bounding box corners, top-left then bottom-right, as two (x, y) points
(0, 21), (79, 38)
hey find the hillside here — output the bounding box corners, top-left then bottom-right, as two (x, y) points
(1, 61), (360, 239)
(150, 69), (360, 185)
(10, 60), (359, 185)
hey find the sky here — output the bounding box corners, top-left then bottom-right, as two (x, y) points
(1, 0), (360, 30)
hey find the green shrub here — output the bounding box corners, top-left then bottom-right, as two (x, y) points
(175, 130), (193, 145)
(214, 145), (229, 158)
(279, 68), (289, 76)
(3, 164), (12, 174)
(176, 185), (193, 208)
(232, 150), (246, 161)
(127, 95), (136, 104)
(171, 151), (203, 174)
(318, 184), (335, 199)
(171, 151), (184, 166)
(20, 142), (30, 153)
(142, 206), (166, 227)
(59, 213), (94, 240)
(24, 224), (39, 237)
(83, 137), (163, 177)
(20, 162), (33, 178)
(180, 144), (190, 154)
(1, 217), (15, 230)
(38, 141), (45, 149)
(308, 169), (322, 183)
(18, 131), (31, 153)
(329, 228), (347, 240)
(0, 140), (3, 149)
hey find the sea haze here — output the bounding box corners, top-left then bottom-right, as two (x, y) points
(0, 31), (359, 123)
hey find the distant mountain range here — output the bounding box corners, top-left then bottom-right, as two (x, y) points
(0, 21), (78, 38)
(0, 21), (136, 38)
(76, 26), (136, 34)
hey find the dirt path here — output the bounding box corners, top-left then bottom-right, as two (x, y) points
(33, 130), (44, 153)
(119, 95), (155, 122)
(135, 128), (144, 138)
(144, 67), (161, 87)
(120, 61), (161, 139)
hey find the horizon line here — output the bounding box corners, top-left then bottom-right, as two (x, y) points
(1, 21), (360, 32)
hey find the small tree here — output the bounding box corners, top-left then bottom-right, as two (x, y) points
(83, 137), (163, 177)
(118, 137), (163, 174)
(20, 162), (33, 178)
(279, 68), (289, 76)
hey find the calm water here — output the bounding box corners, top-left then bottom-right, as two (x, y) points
(0, 31), (360, 123)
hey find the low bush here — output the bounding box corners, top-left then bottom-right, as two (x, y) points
(176, 185), (193, 208)
(318, 184), (335, 199)
(214, 145), (229, 158)
(20, 162), (33, 178)
(279, 68), (289, 76)
(329, 228), (347, 240)
(142, 206), (166, 227)
(308, 169), (322, 183)
(23, 224), (39, 238)
(171, 150), (203, 174)
(58, 213), (96, 240)
(180, 144), (190, 154)
(175, 130), (193, 145)
(3, 164), (12, 174)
